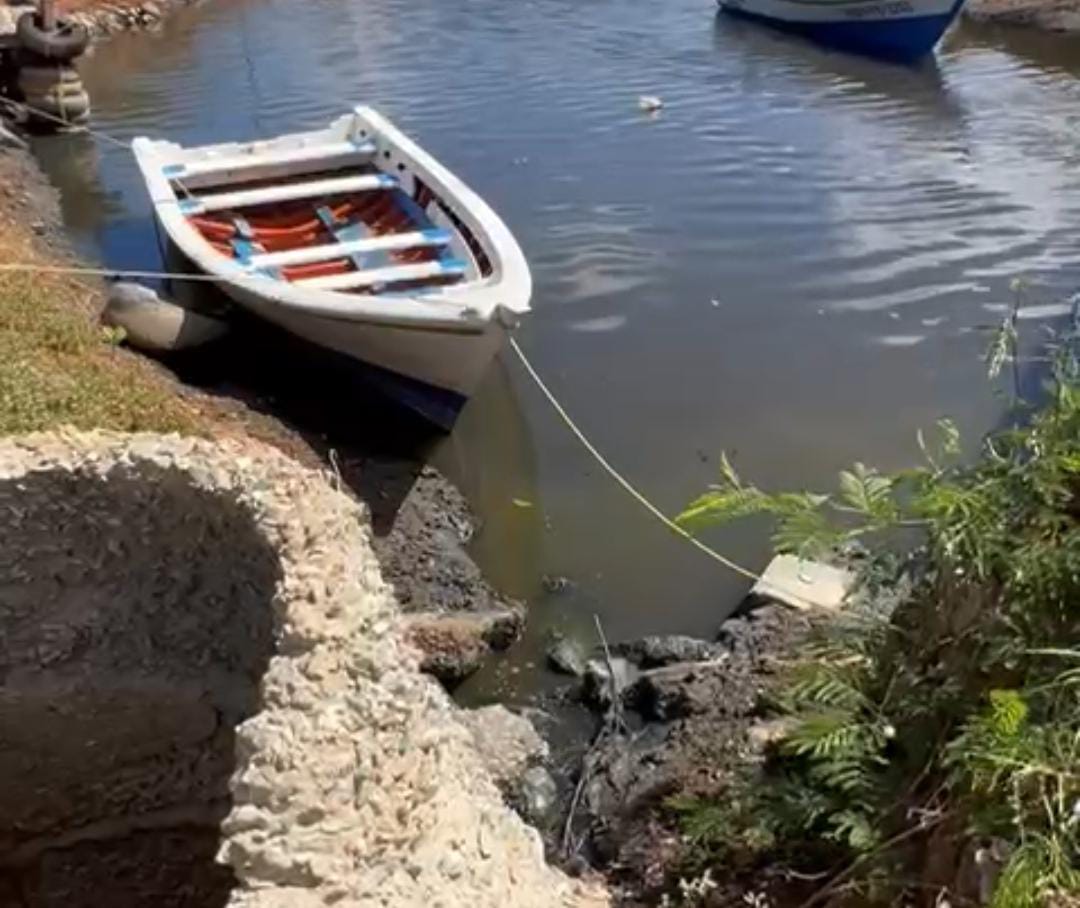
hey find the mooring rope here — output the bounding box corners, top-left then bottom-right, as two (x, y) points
(0, 102), (820, 606)
(0, 97), (132, 150)
(506, 337), (798, 595)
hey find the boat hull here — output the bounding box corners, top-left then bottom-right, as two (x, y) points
(718, 0), (964, 61)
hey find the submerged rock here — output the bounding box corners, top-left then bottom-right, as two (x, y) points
(103, 282), (228, 352)
(547, 636), (588, 676)
(518, 765), (559, 825)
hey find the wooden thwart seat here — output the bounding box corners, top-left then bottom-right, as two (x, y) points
(178, 173), (397, 216)
(296, 258), (468, 292)
(247, 228), (452, 270)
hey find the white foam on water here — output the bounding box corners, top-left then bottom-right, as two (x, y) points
(567, 315), (628, 334)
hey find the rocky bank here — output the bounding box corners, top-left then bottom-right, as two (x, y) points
(545, 604), (822, 905)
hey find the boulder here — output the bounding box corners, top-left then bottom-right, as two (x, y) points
(402, 608), (524, 686)
(612, 634), (724, 668)
(630, 659), (729, 721)
(458, 705), (548, 788)
(103, 282), (228, 352)
(546, 636), (587, 676)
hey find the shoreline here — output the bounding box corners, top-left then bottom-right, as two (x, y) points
(963, 0), (1080, 30)
(0, 131), (523, 684)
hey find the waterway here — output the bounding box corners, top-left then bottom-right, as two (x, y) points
(31, 0), (1080, 703)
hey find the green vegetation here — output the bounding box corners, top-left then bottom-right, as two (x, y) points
(0, 264), (196, 435)
(673, 301), (1080, 906)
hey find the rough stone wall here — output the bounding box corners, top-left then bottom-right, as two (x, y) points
(0, 430), (607, 908)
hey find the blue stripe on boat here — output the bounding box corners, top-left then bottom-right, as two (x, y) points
(179, 198), (200, 214)
(394, 191), (459, 266)
(316, 205), (371, 270)
(439, 258), (468, 274)
(720, 0), (964, 62)
(163, 164), (185, 178)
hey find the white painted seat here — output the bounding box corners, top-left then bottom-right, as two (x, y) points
(248, 228), (452, 270)
(179, 173), (397, 215)
(163, 140), (377, 185)
(296, 258), (467, 291)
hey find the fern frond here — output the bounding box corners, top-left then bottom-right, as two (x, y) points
(676, 486), (774, 531)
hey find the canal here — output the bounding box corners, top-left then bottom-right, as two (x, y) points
(31, 0), (1080, 703)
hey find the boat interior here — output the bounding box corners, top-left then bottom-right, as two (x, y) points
(168, 139), (493, 295)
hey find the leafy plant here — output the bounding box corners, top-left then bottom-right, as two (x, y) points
(673, 294), (1080, 905)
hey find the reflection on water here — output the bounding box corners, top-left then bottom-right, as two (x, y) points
(27, 0), (1080, 704)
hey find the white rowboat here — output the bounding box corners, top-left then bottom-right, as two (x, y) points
(133, 106), (532, 428)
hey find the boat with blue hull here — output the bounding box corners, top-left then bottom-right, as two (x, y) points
(718, 0), (965, 61)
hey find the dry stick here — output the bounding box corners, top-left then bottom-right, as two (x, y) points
(594, 613), (626, 732)
(560, 614), (627, 858)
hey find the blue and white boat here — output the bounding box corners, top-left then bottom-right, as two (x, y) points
(718, 0), (965, 61)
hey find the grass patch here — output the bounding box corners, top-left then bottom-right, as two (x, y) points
(0, 246), (199, 435)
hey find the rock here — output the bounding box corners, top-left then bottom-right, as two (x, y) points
(582, 656), (639, 709)
(612, 634), (724, 668)
(402, 608), (524, 686)
(546, 636), (587, 676)
(103, 282), (229, 352)
(517, 765), (558, 825)
(718, 602), (813, 665)
(630, 659), (729, 721)
(541, 574), (574, 595)
(458, 705), (548, 787)
(751, 554), (854, 611)
(747, 717), (798, 749)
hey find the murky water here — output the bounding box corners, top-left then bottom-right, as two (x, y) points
(30, 0), (1080, 702)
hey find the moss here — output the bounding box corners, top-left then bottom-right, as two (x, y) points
(0, 265), (199, 435)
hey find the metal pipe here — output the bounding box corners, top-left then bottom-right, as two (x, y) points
(39, 0), (56, 32)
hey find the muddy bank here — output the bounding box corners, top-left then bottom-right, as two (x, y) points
(964, 0), (1080, 31)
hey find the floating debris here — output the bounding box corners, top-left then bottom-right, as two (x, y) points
(638, 95), (663, 113)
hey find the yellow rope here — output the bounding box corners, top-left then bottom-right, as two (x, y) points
(507, 337), (818, 606)
(0, 263), (243, 282)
